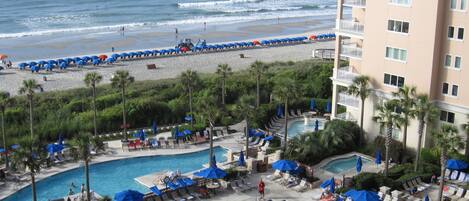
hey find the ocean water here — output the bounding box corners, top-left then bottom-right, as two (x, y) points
(0, 0), (336, 39)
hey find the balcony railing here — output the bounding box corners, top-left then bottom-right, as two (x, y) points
(337, 92), (360, 108)
(337, 20), (364, 36)
(336, 112), (357, 122)
(340, 44), (363, 59)
(336, 67), (359, 84)
(343, 0), (366, 8)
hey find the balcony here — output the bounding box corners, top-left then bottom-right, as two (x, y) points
(337, 20), (364, 37)
(336, 112), (358, 122)
(340, 44), (362, 59)
(335, 67), (359, 85)
(343, 0), (366, 8)
(337, 92), (360, 108)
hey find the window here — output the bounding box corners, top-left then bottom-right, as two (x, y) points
(458, 28), (464, 39)
(449, 26), (464, 40)
(384, 73), (405, 87)
(451, 0), (457, 9)
(455, 56), (462, 68)
(448, 26), (455, 38)
(462, 0), (467, 10)
(389, 0), (411, 6)
(440, 110), (455, 124)
(445, 55), (452, 67)
(442, 83), (449, 94)
(452, 85), (459, 96)
(386, 46), (407, 62)
(388, 20), (410, 33)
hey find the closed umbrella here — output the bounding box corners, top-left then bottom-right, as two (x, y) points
(152, 121), (158, 134)
(310, 99), (316, 111)
(238, 151), (245, 166)
(325, 100), (332, 113)
(375, 151), (382, 165)
(276, 105), (284, 117)
(356, 156), (363, 173)
(424, 194), (430, 201)
(330, 177), (335, 194)
(314, 119), (319, 132)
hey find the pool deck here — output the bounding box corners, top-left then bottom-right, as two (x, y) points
(0, 127), (245, 200)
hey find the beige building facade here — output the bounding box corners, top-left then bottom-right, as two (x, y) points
(331, 0), (469, 152)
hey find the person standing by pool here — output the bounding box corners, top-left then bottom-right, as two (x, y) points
(258, 179), (265, 199)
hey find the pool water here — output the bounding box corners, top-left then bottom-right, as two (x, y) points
(287, 118), (325, 138)
(4, 147), (227, 201)
(322, 155), (371, 174)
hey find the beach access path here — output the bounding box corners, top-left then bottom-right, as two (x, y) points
(0, 36), (334, 96)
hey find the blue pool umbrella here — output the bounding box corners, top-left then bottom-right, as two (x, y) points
(310, 99), (316, 111)
(179, 178), (194, 186)
(139, 130), (146, 141)
(11, 144), (19, 149)
(446, 159), (469, 170)
(356, 156), (363, 173)
(276, 105), (284, 117)
(344, 190), (380, 201)
(375, 151), (382, 165)
(114, 190), (144, 201)
(183, 129), (192, 135)
(330, 177), (335, 194)
(320, 178), (333, 188)
(325, 100), (332, 113)
(263, 136), (273, 141)
(314, 120), (319, 132)
(184, 115), (192, 122)
(272, 160), (297, 171)
(193, 166), (227, 179)
(152, 121), (158, 134)
(0, 148), (5, 154)
(238, 151), (246, 166)
(211, 155), (217, 168)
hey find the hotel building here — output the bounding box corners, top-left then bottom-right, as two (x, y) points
(330, 0), (469, 152)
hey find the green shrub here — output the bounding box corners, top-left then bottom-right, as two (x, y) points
(352, 173), (400, 191)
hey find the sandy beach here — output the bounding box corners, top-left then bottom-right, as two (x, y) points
(0, 31), (334, 96)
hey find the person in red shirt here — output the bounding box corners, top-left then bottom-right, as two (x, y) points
(258, 179), (265, 199)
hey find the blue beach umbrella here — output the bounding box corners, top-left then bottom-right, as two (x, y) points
(193, 166), (227, 179)
(325, 100), (332, 113)
(44, 64), (52, 71)
(375, 151), (382, 165)
(320, 177), (333, 189)
(77, 60), (86, 66)
(356, 156), (363, 173)
(254, 130), (265, 137)
(92, 59), (100, 65)
(19, 63), (28, 69)
(238, 151), (245, 166)
(0, 148), (6, 154)
(59, 62), (67, 69)
(446, 159), (469, 170)
(114, 190), (144, 201)
(152, 121), (158, 134)
(263, 136), (273, 141)
(272, 160), (297, 171)
(344, 190), (380, 201)
(58, 134), (64, 145)
(310, 99), (316, 111)
(29, 62), (37, 66)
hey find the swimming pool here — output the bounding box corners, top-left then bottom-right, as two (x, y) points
(4, 147), (227, 201)
(322, 155), (371, 174)
(287, 118), (325, 138)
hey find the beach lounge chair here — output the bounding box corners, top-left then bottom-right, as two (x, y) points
(276, 173), (291, 185)
(402, 183), (412, 193)
(286, 177), (300, 188)
(455, 172), (467, 184)
(178, 190), (195, 201)
(450, 170), (460, 180)
(410, 179), (427, 191)
(449, 187), (465, 200)
(230, 181), (242, 193)
(292, 179), (308, 192)
(415, 177), (431, 188)
(444, 186), (458, 197)
(169, 190), (186, 201)
(266, 170), (282, 181)
(150, 186), (164, 200)
(296, 109), (303, 117)
(460, 190), (469, 201)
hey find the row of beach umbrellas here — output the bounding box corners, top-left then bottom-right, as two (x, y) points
(16, 33), (336, 73)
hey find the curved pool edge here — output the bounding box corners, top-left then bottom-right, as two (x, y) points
(0, 145), (230, 200)
(312, 152), (380, 180)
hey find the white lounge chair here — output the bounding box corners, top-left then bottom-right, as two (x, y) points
(444, 186), (458, 197)
(416, 177), (431, 188)
(276, 173), (291, 184)
(455, 172), (467, 184)
(292, 179), (308, 192)
(449, 187), (465, 200)
(450, 171), (460, 180)
(266, 170), (282, 181)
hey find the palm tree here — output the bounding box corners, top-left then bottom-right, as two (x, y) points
(433, 125), (465, 201)
(0, 91), (10, 168)
(273, 78), (300, 155)
(413, 94), (438, 172)
(235, 95), (256, 159)
(461, 115), (469, 158)
(180, 69), (200, 129)
(84, 72), (103, 136)
(287, 132), (322, 163)
(347, 75), (372, 146)
(250, 61), (269, 108)
(19, 79), (42, 139)
(196, 96), (219, 165)
(216, 64), (232, 105)
(11, 137), (43, 201)
(392, 86), (416, 151)
(372, 100), (403, 177)
(110, 70), (134, 141)
(72, 133), (93, 201)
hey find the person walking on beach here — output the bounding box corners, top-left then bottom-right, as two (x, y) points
(112, 47), (115, 52)
(258, 179), (265, 199)
(204, 22), (207, 31)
